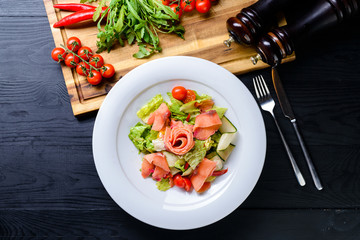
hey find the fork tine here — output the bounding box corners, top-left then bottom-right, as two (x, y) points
(253, 77), (260, 99)
(257, 75), (267, 97)
(254, 76), (264, 98)
(260, 75), (270, 95)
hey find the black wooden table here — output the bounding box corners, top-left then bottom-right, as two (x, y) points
(1, 1), (360, 239)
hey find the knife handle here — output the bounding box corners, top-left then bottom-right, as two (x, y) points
(251, 0), (359, 67)
(271, 113), (306, 187)
(291, 120), (323, 190)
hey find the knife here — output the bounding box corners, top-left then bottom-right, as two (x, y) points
(271, 67), (323, 190)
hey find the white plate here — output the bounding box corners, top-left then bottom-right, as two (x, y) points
(93, 56), (266, 230)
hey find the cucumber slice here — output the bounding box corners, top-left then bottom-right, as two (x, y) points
(217, 144), (235, 161)
(206, 151), (217, 159)
(209, 155), (223, 170)
(217, 116), (237, 151)
(217, 132), (236, 151)
(219, 116), (237, 133)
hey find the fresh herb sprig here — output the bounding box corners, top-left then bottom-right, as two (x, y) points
(93, 0), (185, 58)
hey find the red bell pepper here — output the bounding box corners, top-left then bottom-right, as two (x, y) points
(212, 168), (228, 176)
(53, 3), (96, 12)
(53, 7), (108, 28)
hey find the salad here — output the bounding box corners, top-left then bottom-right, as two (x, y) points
(128, 86), (237, 193)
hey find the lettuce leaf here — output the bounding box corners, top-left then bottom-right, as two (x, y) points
(184, 140), (206, 169)
(128, 122), (158, 153)
(211, 106), (227, 119)
(136, 94), (164, 122)
(156, 178), (171, 191)
(166, 92), (188, 121)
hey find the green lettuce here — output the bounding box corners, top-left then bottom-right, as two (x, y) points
(128, 122), (158, 153)
(184, 140), (207, 169)
(136, 94), (164, 122)
(166, 92), (188, 122)
(156, 178), (171, 191)
(211, 106), (227, 119)
(174, 159), (186, 172)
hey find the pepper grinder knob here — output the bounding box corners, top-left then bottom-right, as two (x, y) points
(250, 54), (262, 65)
(223, 35), (235, 47)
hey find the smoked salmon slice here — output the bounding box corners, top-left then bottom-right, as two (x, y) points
(194, 99), (214, 111)
(152, 166), (169, 181)
(190, 158), (217, 192)
(142, 153), (170, 180)
(147, 103), (171, 131)
(141, 159), (154, 178)
(164, 121), (195, 155)
(193, 110), (222, 140)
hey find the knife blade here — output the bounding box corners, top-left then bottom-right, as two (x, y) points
(271, 67), (323, 190)
(271, 67), (295, 121)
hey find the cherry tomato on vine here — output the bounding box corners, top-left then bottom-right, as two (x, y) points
(196, 0), (211, 13)
(183, 89), (196, 103)
(51, 47), (66, 62)
(64, 54), (79, 68)
(87, 70), (102, 85)
(77, 46), (93, 61)
(100, 64), (115, 78)
(172, 86), (187, 101)
(170, 3), (183, 18)
(89, 54), (104, 68)
(181, 0), (196, 12)
(76, 62), (90, 76)
(162, 0), (171, 5)
(66, 37), (82, 52)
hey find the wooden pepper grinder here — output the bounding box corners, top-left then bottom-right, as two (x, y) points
(224, 0), (297, 47)
(251, 0), (359, 67)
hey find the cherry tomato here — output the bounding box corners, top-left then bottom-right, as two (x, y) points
(170, 3), (183, 19)
(183, 177), (192, 192)
(66, 37), (82, 52)
(51, 47), (66, 62)
(100, 64), (115, 78)
(180, 0), (195, 12)
(162, 0), (171, 5)
(172, 86), (187, 101)
(173, 174), (185, 188)
(183, 89), (196, 103)
(64, 54), (79, 68)
(77, 46), (93, 61)
(89, 54), (104, 68)
(87, 70), (102, 85)
(196, 0), (211, 13)
(76, 62), (90, 76)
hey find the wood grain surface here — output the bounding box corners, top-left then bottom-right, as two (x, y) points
(43, 0), (294, 116)
(1, 0), (360, 238)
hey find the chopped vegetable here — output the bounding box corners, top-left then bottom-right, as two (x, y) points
(53, 3), (96, 11)
(136, 94), (164, 122)
(129, 86), (237, 192)
(93, 0), (185, 58)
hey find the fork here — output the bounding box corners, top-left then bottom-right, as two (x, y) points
(253, 75), (306, 186)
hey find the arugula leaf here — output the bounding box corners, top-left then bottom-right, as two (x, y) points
(95, 0), (185, 58)
(93, 0), (106, 21)
(81, 0), (98, 3)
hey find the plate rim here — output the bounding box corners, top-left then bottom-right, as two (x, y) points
(92, 56), (267, 230)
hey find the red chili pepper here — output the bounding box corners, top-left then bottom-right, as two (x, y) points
(53, 3), (96, 12)
(53, 7), (108, 28)
(184, 162), (189, 170)
(212, 168), (228, 176)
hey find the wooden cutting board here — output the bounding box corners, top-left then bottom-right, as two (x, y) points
(43, 0), (295, 116)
